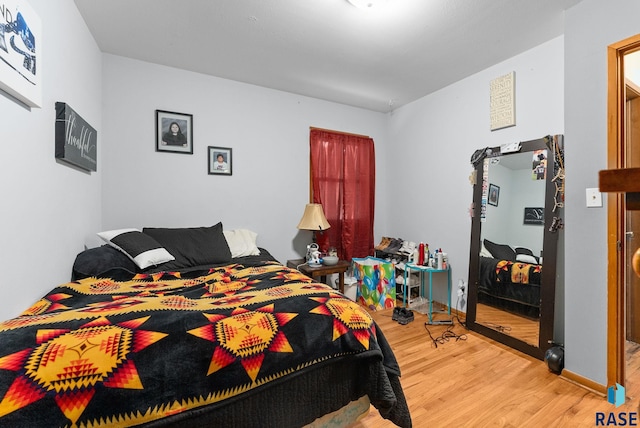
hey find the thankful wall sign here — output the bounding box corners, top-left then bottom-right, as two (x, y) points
(55, 102), (97, 172)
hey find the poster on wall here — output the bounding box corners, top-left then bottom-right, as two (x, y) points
(0, 0), (41, 107)
(523, 207), (544, 225)
(489, 71), (515, 131)
(55, 102), (97, 172)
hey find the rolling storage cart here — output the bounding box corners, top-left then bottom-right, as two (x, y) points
(403, 263), (452, 324)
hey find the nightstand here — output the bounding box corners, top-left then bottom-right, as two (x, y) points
(286, 258), (350, 293)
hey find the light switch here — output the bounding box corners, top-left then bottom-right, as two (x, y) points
(586, 188), (603, 208)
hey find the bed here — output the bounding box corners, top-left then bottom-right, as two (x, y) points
(0, 224), (411, 427)
(477, 239), (542, 318)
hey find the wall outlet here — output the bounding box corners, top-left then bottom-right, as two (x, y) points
(586, 188), (602, 208)
(457, 279), (466, 296)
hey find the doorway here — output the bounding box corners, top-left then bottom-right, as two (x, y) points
(607, 34), (640, 396)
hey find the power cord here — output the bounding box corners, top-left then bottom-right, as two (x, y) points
(482, 322), (512, 333)
(423, 321), (467, 348)
(455, 294), (467, 329)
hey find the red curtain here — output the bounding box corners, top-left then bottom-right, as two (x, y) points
(310, 129), (375, 261)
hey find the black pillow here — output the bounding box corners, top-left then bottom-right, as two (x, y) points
(143, 222), (232, 271)
(515, 247), (535, 257)
(97, 229), (175, 269)
(72, 245), (138, 280)
(483, 239), (516, 261)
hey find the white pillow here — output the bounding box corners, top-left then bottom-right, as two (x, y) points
(223, 229), (260, 258)
(97, 228), (175, 269)
(516, 254), (539, 265)
(480, 241), (493, 258)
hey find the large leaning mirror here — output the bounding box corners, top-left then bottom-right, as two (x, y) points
(467, 135), (564, 360)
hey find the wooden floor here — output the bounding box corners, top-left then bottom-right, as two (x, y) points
(626, 340), (640, 402)
(351, 308), (637, 428)
(476, 303), (539, 347)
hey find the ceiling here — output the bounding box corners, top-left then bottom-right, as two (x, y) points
(73, 0), (582, 113)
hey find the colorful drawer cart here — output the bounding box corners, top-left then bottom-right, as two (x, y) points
(352, 257), (396, 310)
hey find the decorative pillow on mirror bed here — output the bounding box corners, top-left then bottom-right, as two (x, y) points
(515, 247), (540, 264)
(483, 239), (516, 262)
(97, 228), (175, 269)
(143, 222), (232, 271)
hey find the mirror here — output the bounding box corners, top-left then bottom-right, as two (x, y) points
(467, 135), (563, 360)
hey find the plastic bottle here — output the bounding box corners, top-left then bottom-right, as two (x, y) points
(412, 248), (419, 264)
(418, 243), (425, 265)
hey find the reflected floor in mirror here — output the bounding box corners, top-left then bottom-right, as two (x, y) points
(476, 303), (539, 347)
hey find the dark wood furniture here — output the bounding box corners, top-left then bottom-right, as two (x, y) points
(287, 259), (350, 293)
(466, 136), (563, 360)
(600, 167), (640, 211)
(599, 167), (640, 275)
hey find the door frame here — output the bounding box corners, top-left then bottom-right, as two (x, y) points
(607, 34), (640, 388)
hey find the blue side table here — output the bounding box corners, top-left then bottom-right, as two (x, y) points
(403, 263), (452, 323)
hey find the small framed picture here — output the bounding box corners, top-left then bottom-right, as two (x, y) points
(156, 110), (193, 154)
(208, 146), (232, 175)
(488, 183), (500, 207)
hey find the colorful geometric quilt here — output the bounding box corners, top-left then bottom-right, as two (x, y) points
(0, 260), (410, 427)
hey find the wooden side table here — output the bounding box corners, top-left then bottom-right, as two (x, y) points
(286, 258), (350, 293)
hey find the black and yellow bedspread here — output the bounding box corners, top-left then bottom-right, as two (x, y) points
(478, 256), (542, 311)
(0, 261), (411, 427)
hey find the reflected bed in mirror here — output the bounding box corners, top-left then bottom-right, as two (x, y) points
(467, 136), (564, 360)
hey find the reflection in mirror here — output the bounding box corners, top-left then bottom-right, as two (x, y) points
(476, 150), (546, 347)
(467, 135), (563, 360)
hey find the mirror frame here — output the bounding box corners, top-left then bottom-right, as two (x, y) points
(466, 136), (561, 360)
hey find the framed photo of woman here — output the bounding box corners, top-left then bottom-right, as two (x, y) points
(156, 110), (193, 154)
(208, 146), (232, 175)
(488, 183), (500, 207)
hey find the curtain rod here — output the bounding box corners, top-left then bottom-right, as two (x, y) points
(309, 127), (370, 139)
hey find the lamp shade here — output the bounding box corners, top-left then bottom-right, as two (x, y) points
(297, 204), (331, 231)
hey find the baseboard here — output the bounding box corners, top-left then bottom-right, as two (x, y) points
(560, 369), (607, 397)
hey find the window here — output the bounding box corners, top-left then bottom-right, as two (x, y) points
(310, 128), (375, 261)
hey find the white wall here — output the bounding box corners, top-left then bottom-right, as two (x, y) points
(387, 37), (564, 315)
(100, 55), (389, 265)
(0, 0), (102, 319)
(1, 0), (627, 390)
(564, 0), (640, 387)
(481, 164), (546, 255)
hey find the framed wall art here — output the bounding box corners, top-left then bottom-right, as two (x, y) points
(489, 71), (515, 131)
(156, 110), (193, 154)
(523, 207), (544, 225)
(488, 183), (500, 207)
(55, 102), (97, 172)
(0, 0), (42, 107)
(208, 146), (232, 175)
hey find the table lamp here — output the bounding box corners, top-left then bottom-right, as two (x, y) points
(297, 203), (331, 264)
